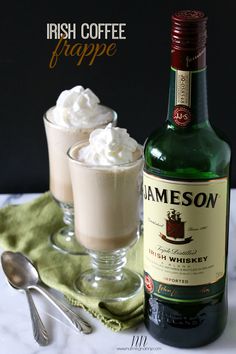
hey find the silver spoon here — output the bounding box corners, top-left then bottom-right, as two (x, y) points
(6, 279), (49, 346)
(1, 251), (92, 334)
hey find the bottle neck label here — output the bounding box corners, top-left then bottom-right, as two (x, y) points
(173, 70), (192, 127)
(175, 70), (192, 107)
(167, 67), (208, 127)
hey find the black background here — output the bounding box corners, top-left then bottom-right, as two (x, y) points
(0, 0), (235, 192)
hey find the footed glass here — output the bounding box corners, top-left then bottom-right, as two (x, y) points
(68, 141), (143, 301)
(43, 107), (117, 255)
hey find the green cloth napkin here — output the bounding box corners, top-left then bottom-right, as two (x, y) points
(0, 192), (144, 331)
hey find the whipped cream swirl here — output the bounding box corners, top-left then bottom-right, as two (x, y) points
(78, 124), (138, 165)
(52, 85), (113, 128)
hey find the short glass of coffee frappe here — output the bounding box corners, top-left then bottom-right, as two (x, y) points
(68, 124), (143, 301)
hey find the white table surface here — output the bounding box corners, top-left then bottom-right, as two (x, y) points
(0, 192), (235, 354)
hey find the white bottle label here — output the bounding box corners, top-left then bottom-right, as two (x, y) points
(143, 172), (228, 301)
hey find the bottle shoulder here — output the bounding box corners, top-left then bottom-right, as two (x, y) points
(144, 123), (231, 179)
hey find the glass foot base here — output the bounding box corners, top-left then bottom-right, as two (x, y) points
(74, 268), (143, 301)
(50, 227), (87, 255)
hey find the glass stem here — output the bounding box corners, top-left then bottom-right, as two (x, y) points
(59, 201), (74, 237)
(89, 248), (127, 281)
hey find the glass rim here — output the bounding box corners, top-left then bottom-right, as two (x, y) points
(43, 105), (118, 132)
(67, 141), (143, 169)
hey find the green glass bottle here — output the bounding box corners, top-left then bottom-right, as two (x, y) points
(143, 10), (231, 348)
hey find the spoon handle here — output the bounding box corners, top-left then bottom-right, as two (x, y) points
(32, 284), (92, 334)
(25, 290), (49, 346)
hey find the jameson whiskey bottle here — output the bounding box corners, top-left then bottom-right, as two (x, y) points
(143, 10), (231, 348)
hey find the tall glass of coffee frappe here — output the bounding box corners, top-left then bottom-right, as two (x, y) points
(44, 86), (117, 254)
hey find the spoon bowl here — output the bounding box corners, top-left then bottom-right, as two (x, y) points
(1, 251), (39, 289)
